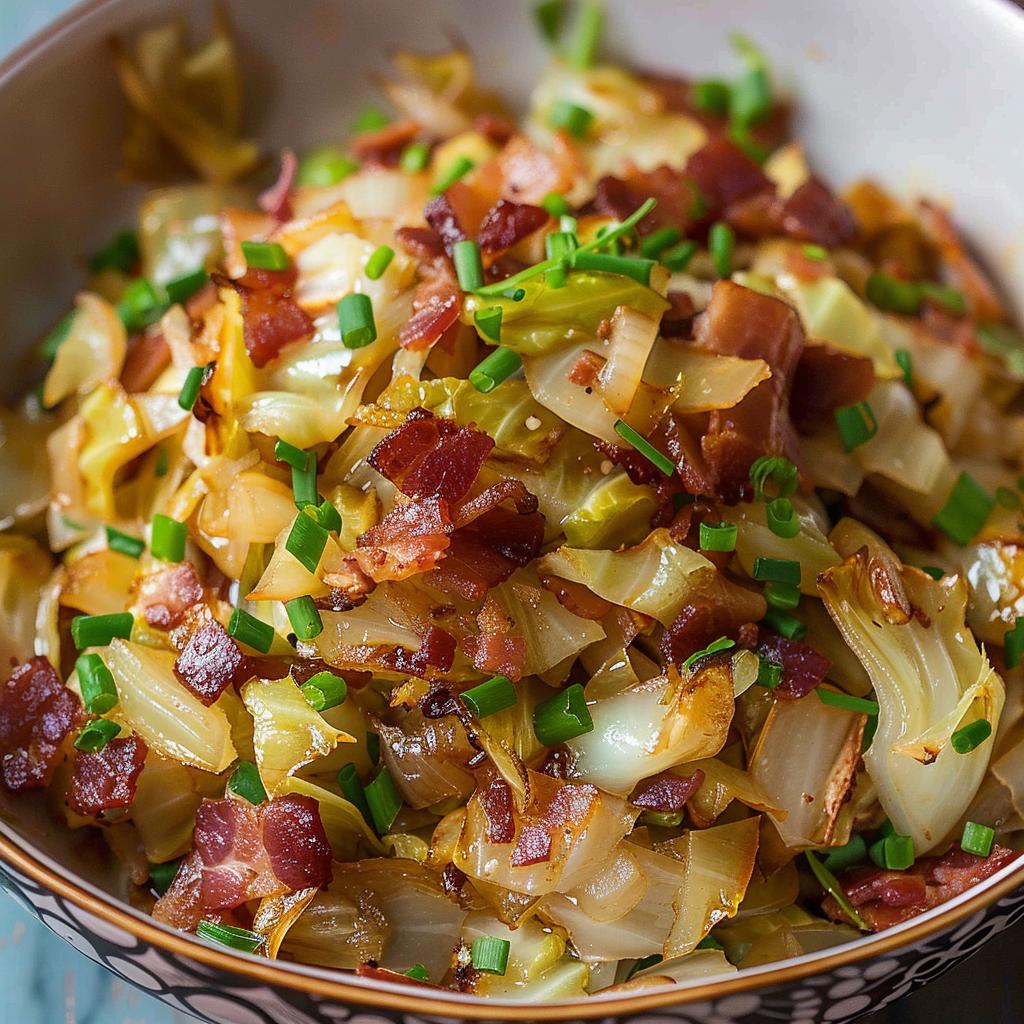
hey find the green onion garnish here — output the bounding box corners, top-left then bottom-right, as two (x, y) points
(453, 239), (485, 292)
(822, 834), (868, 874)
(365, 767), (403, 834)
(895, 348), (913, 387)
(545, 229), (577, 289)
(566, 0), (604, 69)
(613, 420), (674, 477)
(314, 499), (341, 534)
(542, 192), (570, 218)
(470, 935), (511, 975)
(338, 292), (377, 349)
(240, 240), (290, 272)
(90, 230), (139, 274)
(950, 719), (993, 754)
(766, 497), (800, 538)
(227, 608), (275, 654)
(683, 636), (735, 672)
(762, 607), (806, 641)
(177, 365), (206, 412)
(749, 455), (798, 500)
(729, 32), (773, 127)
(76, 653), (119, 715)
(698, 521), (738, 552)
(835, 401), (878, 452)
(404, 964), (430, 982)
(548, 99), (593, 138)
(572, 252), (655, 285)
(756, 657), (782, 689)
(534, 0), (566, 43)
(165, 268), (209, 306)
(691, 79), (732, 116)
(367, 730), (381, 765)
(1005, 618), (1024, 669)
(625, 953), (665, 980)
(364, 245), (395, 281)
(353, 108), (390, 133)
(285, 514), (328, 573)
(338, 763), (373, 824)
(662, 239), (699, 272)
(921, 565), (946, 580)
(640, 227), (683, 260)
(286, 596), (323, 641)
(869, 833), (915, 871)
(461, 675), (517, 719)
(196, 921), (265, 954)
(432, 155), (475, 196)
(802, 244), (828, 262)
(291, 452), (318, 510)
(117, 279), (168, 332)
(919, 282), (966, 316)
(105, 526), (145, 559)
(469, 346), (522, 393)
(39, 312), (74, 362)
(960, 821), (995, 858)
(274, 439), (309, 470)
(151, 513), (187, 562)
(751, 557), (800, 584)
(300, 670), (348, 711)
(534, 683), (594, 745)
(71, 612), (133, 650)
(148, 858), (181, 896)
(227, 761), (268, 805)
(709, 221), (735, 278)
(932, 471), (995, 546)
(399, 142), (430, 174)
(764, 580), (801, 610)
(804, 851), (868, 931)
(473, 306), (503, 343)
(154, 446), (169, 477)
(865, 271), (921, 315)
(74, 718), (121, 753)
(817, 688), (879, 716)
(297, 146), (359, 187)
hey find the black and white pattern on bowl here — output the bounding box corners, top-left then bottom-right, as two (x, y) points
(2, 853), (1024, 1024)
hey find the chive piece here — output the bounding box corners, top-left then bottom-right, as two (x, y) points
(105, 526), (145, 559)
(117, 279), (168, 332)
(274, 439), (309, 470)
(291, 452), (318, 510)
(572, 252), (656, 285)
(148, 858), (181, 896)
(300, 670), (347, 711)
(363, 245), (395, 282)
(315, 499), (342, 534)
(817, 688), (880, 716)
(534, 683), (594, 745)
(879, 819), (897, 839)
(338, 292), (377, 349)
(752, 557), (801, 585)
(683, 636), (735, 672)
(286, 596), (323, 641)
(749, 455), (798, 500)
(461, 675), (517, 719)
(40, 312), (75, 361)
(756, 657), (782, 689)
(166, 268), (210, 306)
(432, 155), (475, 196)
(763, 608), (806, 641)
(961, 821), (996, 858)
(765, 580), (801, 611)
(835, 401), (879, 452)
(1005, 618), (1024, 669)
(996, 485), (1020, 510)
(865, 271), (921, 315)
(729, 33), (773, 127)
(76, 653), (119, 715)
(228, 761), (268, 805)
(921, 565), (946, 580)
(822, 834), (868, 874)
(154, 446), (169, 477)
(151, 513), (187, 562)
(548, 99), (593, 138)
(862, 713), (878, 752)
(227, 608), (275, 654)
(469, 346), (522, 393)
(698, 521), (738, 552)
(534, 0), (566, 42)
(696, 935), (725, 951)
(662, 239), (699, 273)
(895, 348), (913, 387)
(241, 240), (290, 272)
(453, 239), (485, 292)
(470, 935), (511, 975)
(594, 224), (622, 256)
(919, 282), (966, 316)
(285, 514), (329, 573)
(691, 79), (732, 116)
(640, 227), (683, 260)
(802, 244), (828, 262)
(177, 365), (206, 412)
(71, 613), (134, 650)
(365, 767), (403, 834)
(74, 718), (122, 753)
(297, 146), (359, 187)
(566, 0), (604, 69)
(90, 230), (139, 274)
(869, 834), (915, 871)
(804, 851), (868, 931)
(404, 964), (430, 982)
(766, 497), (800, 539)
(560, 214), (579, 236)
(932, 471), (995, 546)
(613, 420), (674, 477)
(473, 306), (503, 343)
(337, 763), (372, 823)
(399, 141), (430, 174)
(353, 108), (390, 133)
(196, 921), (265, 954)
(366, 730), (381, 765)
(950, 719), (993, 754)
(977, 325), (1024, 377)
(709, 221), (735, 278)
(626, 953), (664, 980)
(544, 229), (576, 289)
(541, 192), (570, 218)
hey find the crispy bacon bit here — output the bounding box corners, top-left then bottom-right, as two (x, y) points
(394, 225), (447, 262)
(538, 573), (613, 621)
(352, 119), (421, 166)
(753, 627), (831, 699)
(496, 135), (573, 205)
(421, 685), (459, 719)
(424, 194), (468, 256)
(661, 604), (758, 668)
(662, 291), (697, 338)
(153, 850), (204, 930)
(0, 657), (82, 792)
(790, 345), (876, 431)
(355, 497), (453, 582)
(477, 199), (549, 254)
(462, 593), (527, 680)
(780, 178), (858, 248)
(258, 148), (298, 222)
(510, 780), (598, 867)
(474, 113), (517, 146)
(230, 266), (314, 368)
(259, 794), (333, 890)
(441, 861), (468, 895)
(511, 824), (553, 866)
(68, 735), (148, 817)
(632, 769), (706, 812)
(173, 619), (252, 705)
(684, 137), (771, 214)
(595, 166), (703, 234)
(479, 778), (516, 843)
(567, 349), (604, 388)
(390, 625), (457, 676)
(139, 563), (205, 630)
(121, 333), (171, 393)
(399, 276), (461, 351)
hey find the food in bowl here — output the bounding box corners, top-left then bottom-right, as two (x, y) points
(1, 0), (1023, 1000)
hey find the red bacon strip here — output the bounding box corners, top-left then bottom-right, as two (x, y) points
(387, 625), (458, 676)
(229, 267), (314, 368)
(632, 769), (706, 812)
(399, 275), (461, 351)
(68, 735), (148, 817)
(259, 794), (333, 890)
(684, 137), (771, 215)
(510, 781), (598, 867)
(121, 333), (172, 393)
(173, 619), (252, 706)
(354, 496), (453, 582)
(790, 345), (875, 431)
(779, 178), (858, 248)
(594, 166), (702, 235)
(477, 199), (549, 254)
(139, 563), (204, 631)
(258, 148), (298, 222)
(153, 850), (204, 930)
(753, 627), (831, 699)
(479, 778), (516, 843)
(352, 119), (421, 167)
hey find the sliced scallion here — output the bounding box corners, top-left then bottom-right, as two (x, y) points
(240, 240), (290, 272)
(365, 767), (403, 834)
(683, 636), (735, 672)
(227, 761), (268, 805)
(533, 683), (594, 745)
(766, 497), (800, 538)
(469, 346), (522, 393)
(566, 1), (604, 69)
(300, 670), (347, 711)
(71, 612), (133, 650)
(804, 851), (868, 931)
(698, 521), (737, 552)
(613, 420), (674, 476)
(817, 688), (879, 716)
(297, 147), (359, 187)
(364, 245), (395, 281)
(751, 557), (800, 585)
(822, 834), (868, 874)
(338, 292), (377, 348)
(1005, 617), (1024, 669)
(950, 719), (992, 754)
(709, 221), (735, 278)
(227, 608), (275, 654)
(461, 675), (517, 719)
(473, 306), (503, 343)
(431, 155), (475, 196)
(74, 718), (121, 753)
(151, 514), (187, 562)
(548, 99), (593, 138)
(932, 471), (994, 546)
(76, 653), (119, 715)
(105, 526), (145, 559)
(835, 401), (878, 452)
(453, 239), (485, 292)
(196, 921), (265, 954)
(286, 595), (323, 641)
(763, 607), (806, 641)
(960, 821), (995, 858)
(399, 142), (430, 174)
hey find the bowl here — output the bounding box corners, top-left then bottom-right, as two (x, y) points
(2, 1), (1024, 1021)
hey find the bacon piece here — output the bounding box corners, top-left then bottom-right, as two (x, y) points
(684, 137), (771, 215)
(424, 194), (468, 257)
(477, 199), (549, 254)
(496, 135), (574, 205)
(479, 778), (515, 843)
(388, 625), (457, 676)
(753, 628), (831, 699)
(780, 178), (858, 248)
(0, 657), (82, 792)
(631, 769), (705, 812)
(121, 333), (171, 393)
(230, 267), (314, 368)
(595, 165), (704, 235)
(68, 735), (148, 817)
(153, 850), (204, 930)
(661, 604), (746, 667)
(399, 275), (461, 351)
(538, 573), (613, 621)
(790, 345), (875, 431)
(354, 499), (453, 583)
(259, 793), (333, 890)
(139, 563), (204, 630)
(258, 148), (297, 222)
(510, 780), (599, 867)
(173, 619), (252, 705)
(394, 225), (447, 262)
(352, 119), (420, 167)
(461, 593), (527, 680)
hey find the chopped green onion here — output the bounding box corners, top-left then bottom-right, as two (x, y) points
(228, 761), (268, 805)
(399, 141), (430, 174)
(337, 763), (372, 824)
(921, 565), (946, 580)
(165, 268), (210, 306)
(802, 244), (828, 262)
(1005, 617), (1024, 669)
(227, 608), (275, 654)
(640, 227), (682, 260)
(709, 221), (735, 278)
(960, 821), (995, 858)
(544, 229), (576, 289)
(154, 446), (169, 477)
(566, 0), (604, 69)
(862, 713), (878, 752)
(977, 324), (1024, 378)
(404, 964), (430, 982)
(683, 636), (735, 672)
(291, 452), (318, 509)
(548, 99), (593, 138)
(729, 33), (773, 127)
(74, 718), (121, 753)
(698, 520), (738, 552)
(572, 252), (655, 285)
(240, 240), (290, 272)
(822, 834), (868, 874)
(559, 214), (578, 235)
(996, 485), (1020, 510)
(749, 455), (798, 500)
(151, 513), (187, 562)
(300, 670), (347, 711)
(534, 0), (566, 43)
(367, 731), (381, 765)
(804, 851), (868, 931)
(765, 580), (801, 610)
(932, 471), (995, 546)
(364, 245), (395, 281)
(756, 657), (782, 689)
(285, 513), (328, 573)
(751, 557), (800, 584)
(950, 719), (993, 754)
(196, 921), (265, 954)
(696, 935), (725, 951)
(473, 306), (503, 343)
(177, 365), (206, 412)
(76, 653), (119, 715)
(338, 292), (377, 349)
(869, 833), (915, 871)
(817, 688), (879, 716)
(148, 858), (181, 896)
(353, 107), (390, 133)
(365, 767), (403, 834)
(662, 239), (699, 272)
(541, 192), (570, 218)
(274, 439), (309, 470)
(470, 935), (511, 975)
(105, 526), (145, 559)
(895, 348), (913, 387)
(71, 612), (133, 650)
(315, 498), (342, 534)
(626, 953), (664, 980)
(469, 346), (522, 393)
(90, 230), (139, 274)
(865, 271), (921, 315)
(595, 223), (623, 256)
(534, 683), (594, 745)
(835, 401), (878, 452)
(689, 182), (709, 220)
(766, 497), (800, 538)
(286, 596), (323, 641)
(879, 819), (897, 838)
(39, 312), (74, 362)
(495, 286), (526, 301)
(691, 79), (732, 116)
(613, 420), (674, 476)
(763, 607), (806, 641)
(919, 282), (966, 316)
(453, 239), (485, 292)
(432, 155), (475, 196)
(117, 279), (168, 332)
(461, 675), (517, 719)
(297, 146), (359, 187)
